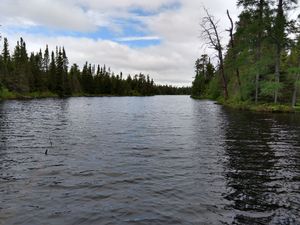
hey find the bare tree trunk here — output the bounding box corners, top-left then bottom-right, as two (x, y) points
(255, 41), (262, 104)
(255, 73), (259, 104)
(255, 40), (261, 104)
(292, 74), (299, 107)
(226, 10), (241, 90)
(274, 46), (280, 104)
(201, 8), (228, 99)
(218, 51), (229, 99)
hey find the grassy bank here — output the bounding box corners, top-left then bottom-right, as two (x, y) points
(191, 95), (299, 113)
(0, 88), (59, 100)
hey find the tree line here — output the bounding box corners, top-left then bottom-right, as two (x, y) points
(0, 37), (191, 98)
(192, 0), (300, 107)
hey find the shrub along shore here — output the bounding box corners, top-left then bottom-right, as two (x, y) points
(191, 95), (300, 113)
(0, 89), (191, 101)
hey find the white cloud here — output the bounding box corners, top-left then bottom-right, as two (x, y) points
(75, 0), (178, 11)
(0, 0), (96, 32)
(116, 36), (161, 42)
(0, 0), (240, 86)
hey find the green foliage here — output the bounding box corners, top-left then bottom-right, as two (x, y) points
(192, 74), (204, 96)
(249, 103), (294, 113)
(260, 81), (283, 97)
(221, 99), (295, 112)
(26, 91), (58, 98)
(206, 76), (221, 99)
(0, 87), (17, 99)
(288, 67), (300, 74)
(192, 54), (215, 97)
(295, 105), (300, 111)
(0, 37), (191, 99)
(192, 0), (300, 110)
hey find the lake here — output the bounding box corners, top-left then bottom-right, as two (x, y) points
(0, 96), (299, 225)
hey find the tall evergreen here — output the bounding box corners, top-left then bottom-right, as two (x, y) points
(43, 45), (50, 72)
(0, 38), (11, 88)
(12, 38), (30, 92)
(271, 0), (298, 103)
(81, 62), (94, 94)
(192, 0), (300, 107)
(289, 36), (300, 106)
(55, 47), (64, 96)
(235, 0), (271, 102)
(2, 38), (10, 63)
(0, 37), (191, 98)
(69, 63), (82, 94)
(49, 51), (56, 92)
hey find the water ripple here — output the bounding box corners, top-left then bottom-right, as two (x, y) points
(0, 96), (299, 224)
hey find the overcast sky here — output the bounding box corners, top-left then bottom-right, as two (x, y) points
(0, 0), (240, 86)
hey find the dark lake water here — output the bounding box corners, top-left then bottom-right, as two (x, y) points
(0, 96), (300, 225)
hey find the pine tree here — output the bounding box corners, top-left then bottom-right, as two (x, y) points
(0, 38), (11, 87)
(235, 0), (272, 102)
(288, 35), (300, 106)
(12, 38), (30, 92)
(0, 37), (191, 97)
(62, 47), (71, 95)
(192, 55), (215, 97)
(271, 0), (298, 103)
(49, 51), (56, 92)
(81, 62), (94, 94)
(69, 63), (82, 94)
(29, 51), (44, 92)
(43, 45), (50, 72)
(55, 47), (64, 96)
(2, 38), (10, 63)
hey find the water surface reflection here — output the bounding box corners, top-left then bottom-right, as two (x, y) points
(0, 96), (299, 225)
(223, 110), (300, 224)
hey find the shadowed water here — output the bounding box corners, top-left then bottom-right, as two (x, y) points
(0, 96), (299, 225)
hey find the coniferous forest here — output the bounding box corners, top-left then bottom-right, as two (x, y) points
(192, 0), (300, 110)
(0, 37), (191, 99)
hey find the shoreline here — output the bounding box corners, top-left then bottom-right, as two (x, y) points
(191, 95), (300, 113)
(0, 91), (189, 101)
(1, 93), (298, 113)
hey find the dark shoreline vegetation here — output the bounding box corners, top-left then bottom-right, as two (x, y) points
(191, 1), (300, 113)
(192, 95), (300, 113)
(0, 37), (191, 100)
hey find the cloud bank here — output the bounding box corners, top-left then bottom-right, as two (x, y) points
(0, 0), (239, 86)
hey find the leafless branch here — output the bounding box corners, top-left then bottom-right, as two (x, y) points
(200, 7), (228, 98)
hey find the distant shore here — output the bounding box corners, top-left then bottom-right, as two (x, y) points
(0, 90), (189, 101)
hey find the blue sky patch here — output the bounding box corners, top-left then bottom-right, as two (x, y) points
(2, 1), (182, 48)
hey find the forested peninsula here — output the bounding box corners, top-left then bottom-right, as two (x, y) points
(0, 37), (191, 99)
(192, 0), (300, 112)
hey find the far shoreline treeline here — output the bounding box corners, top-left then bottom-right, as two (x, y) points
(0, 37), (191, 99)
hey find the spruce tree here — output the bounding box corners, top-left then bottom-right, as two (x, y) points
(1, 38), (11, 87)
(271, 0), (298, 103)
(49, 51), (56, 92)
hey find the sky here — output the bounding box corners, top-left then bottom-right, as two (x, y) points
(0, 0), (240, 86)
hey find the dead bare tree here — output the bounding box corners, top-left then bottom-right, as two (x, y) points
(201, 8), (228, 99)
(226, 10), (241, 89)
